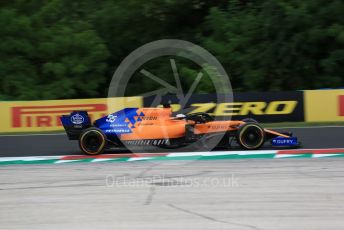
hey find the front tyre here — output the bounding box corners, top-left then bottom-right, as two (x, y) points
(242, 118), (258, 124)
(79, 127), (107, 155)
(237, 123), (265, 150)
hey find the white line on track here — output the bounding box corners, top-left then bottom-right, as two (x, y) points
(0, 133), (65, 137)
(55, 160), (81, 164)
(0, 156), (61, 161)
(312, 154), (342, 158)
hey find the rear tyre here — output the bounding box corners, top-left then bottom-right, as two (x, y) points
(237, 123), (265, 150)
(79, 127), (107, 155)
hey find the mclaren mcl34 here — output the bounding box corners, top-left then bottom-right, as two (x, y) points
(61, 106), (300, 155)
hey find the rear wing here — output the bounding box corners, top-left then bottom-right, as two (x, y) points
(60, 111), (91, 140)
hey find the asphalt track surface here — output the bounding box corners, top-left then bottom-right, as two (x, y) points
(1, 126), (344, 157)
(1, 159), (344, 230)
(1, 127), (344, 230)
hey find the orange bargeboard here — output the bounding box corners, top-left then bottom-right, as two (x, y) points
(0, 97), (142, 133)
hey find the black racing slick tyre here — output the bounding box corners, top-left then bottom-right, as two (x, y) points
(79, 127), (107, 155)
(237, 123), (265, 150)
(242, 118), (258, 124)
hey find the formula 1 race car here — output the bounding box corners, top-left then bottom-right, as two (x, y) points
(61, 106), (300, 155)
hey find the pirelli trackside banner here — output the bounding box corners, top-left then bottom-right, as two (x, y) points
(144, 91), (305, 123)
(0, 91), (305, 133)
(0, 97), (142, 133)
(304, 89), (344, 122)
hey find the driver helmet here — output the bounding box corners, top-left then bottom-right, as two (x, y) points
(176, 114), (186, 119)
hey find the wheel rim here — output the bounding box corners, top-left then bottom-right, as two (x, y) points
(240, 125), (264, 149)
(81, 131), (105, 154)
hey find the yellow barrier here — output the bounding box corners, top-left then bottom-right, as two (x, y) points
(304, 89), (344, 122)
(0, 97), (142, 133)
